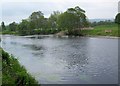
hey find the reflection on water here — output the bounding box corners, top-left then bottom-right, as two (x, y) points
(23, 44), (45, 51)
(1, 35), (118, 84)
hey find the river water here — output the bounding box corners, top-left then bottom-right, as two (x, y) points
(1, 35), (118, 84)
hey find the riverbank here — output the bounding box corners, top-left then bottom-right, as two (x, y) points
(1, 48), (39, 85)
(54, 24), (119, 38)
(0, 24), (119, 37)
(1, 34), (120, 40)
(80, 24), (119, 37)
(55, 35), (120, 39)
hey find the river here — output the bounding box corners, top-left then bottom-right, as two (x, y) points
(1, 35), (118, 84)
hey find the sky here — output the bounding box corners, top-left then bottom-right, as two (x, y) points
(0, 0), (119, 25)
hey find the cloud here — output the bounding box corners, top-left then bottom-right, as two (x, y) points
(1, 0), (119, 25)
(1, 0), (119, 3)
(118, 1), (120, 13)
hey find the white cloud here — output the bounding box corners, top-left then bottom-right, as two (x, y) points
(118, 1), (120, 12)
(1, 0), (119, 3)
(1, 0), (119, 25)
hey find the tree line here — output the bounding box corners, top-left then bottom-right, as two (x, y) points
(90, 20), (114, 27)
(1, 6), (119, 36)
(1, 6), (90, 36)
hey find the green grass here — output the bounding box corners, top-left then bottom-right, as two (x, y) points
(0, 48), (40, 85)
(0, 30), (17, 35)
(80, 24), (119, 37)
(1, 23), (119, 37)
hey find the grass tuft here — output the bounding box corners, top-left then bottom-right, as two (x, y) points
(0, 48), (40, 85)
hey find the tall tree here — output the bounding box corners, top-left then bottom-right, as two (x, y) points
(74, 6), (89, 28)
(57, 12), (78, 29)
(1, 22), (6, 31)
(48, 11), (61, 28)
(57, 6), (89, 30)
(29, 11), (44, 29)
(9, 22), (17, 31)
(18, 20), (30, 35)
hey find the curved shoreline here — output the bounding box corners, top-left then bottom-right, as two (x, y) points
(83, 35), (120, 39)
(1, 48), (39, 85)
(24, 35), (120, 39)
(1, 34), (120, 39)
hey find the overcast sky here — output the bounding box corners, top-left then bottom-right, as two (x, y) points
(1, 0), (119, 25)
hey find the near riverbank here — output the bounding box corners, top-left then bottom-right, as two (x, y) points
(1, 48), (39, 85)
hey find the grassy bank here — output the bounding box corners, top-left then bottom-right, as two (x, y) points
(80, 24), (119, 37)
(1, 48), (39, 85)
(0, 30), (17, 35)
(1, 24), (119, 37)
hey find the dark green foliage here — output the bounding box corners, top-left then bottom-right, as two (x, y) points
(2, 49), (10, 65)
(9, 22), (18, 31)
(57, 6), (89, 30)
(1, 22), (6, 31)
(57, 6), (89, 35)
(1, 48), (39, 85)
(57, 12), (79, 29)
(18, 20), (30, 35)
(115, 13), (120, 24)
(66, 29), (83, 36)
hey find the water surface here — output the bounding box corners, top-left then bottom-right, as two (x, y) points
(1, 35), (118, 84)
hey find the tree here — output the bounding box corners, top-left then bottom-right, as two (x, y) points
(74, 6), (89, 28)
(57, 12), (79, 30)
(57, 6), (89, 30)
(115, 13), (120, 24)
(48, 11), (61, 28)
(18, 20), (30, 35)
(1, 22), (6, 31)
(41, 18), (49, 29)
(29, 11), (44, 29)
(9, 22), (17, 31)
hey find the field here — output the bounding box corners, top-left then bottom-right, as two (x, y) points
(81, 24), (119, 37)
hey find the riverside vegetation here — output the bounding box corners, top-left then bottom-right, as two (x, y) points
(1, 48), (39, 85)
(0, 6), (119, 37)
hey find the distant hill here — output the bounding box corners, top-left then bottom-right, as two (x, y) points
(89, 19), (114, 23)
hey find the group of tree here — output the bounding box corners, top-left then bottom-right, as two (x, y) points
(1, 8), (119, 36)
(1, 11), (63, 35)
(90, 20), (114, 27)
(89, 13), (120, 27)
(57, 6), (89, 35)
(1, 10), (62, 35)
(3, 6), (120, 36)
